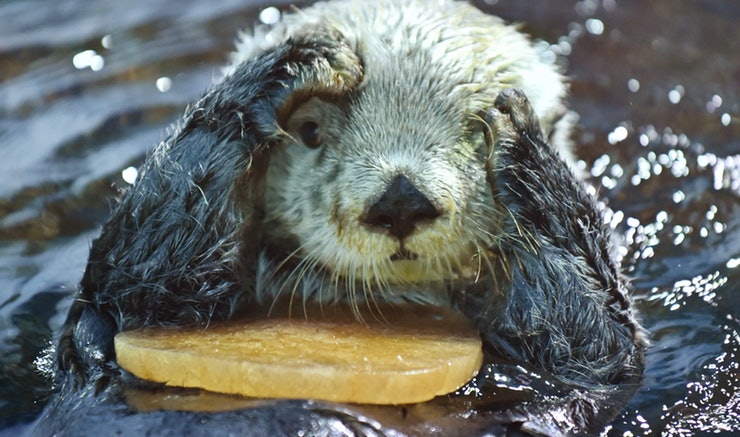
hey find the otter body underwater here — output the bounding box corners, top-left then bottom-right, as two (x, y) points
(33, 0), (648, 436)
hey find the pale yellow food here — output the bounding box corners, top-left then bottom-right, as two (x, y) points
(114, 305), (483, 405)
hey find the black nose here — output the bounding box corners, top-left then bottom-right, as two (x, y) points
(362, 174), (440, 240)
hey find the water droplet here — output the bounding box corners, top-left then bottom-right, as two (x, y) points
(713, 159), (725, 190)
(608, 125), (629, 144)
(155, 77), (172, 93)
(101, 34), (113, 49)
(668, 90), (682, 104)
(259, 7), (281, 25)
(672, 190), (685, 203)
(707, 205), (718, 218)
(610, 209), (625, 227)
(591, 154), (611, 177)
(720, 113), (731, 126)
(585, 18), (604, 35)
(667, 85), (685, 104)
(697, 153), (716, 168)
(72, 49), (105, 71)
(627, 78), (640, 92)
(122, 166), (138, 184)
(637, 157), (651, 180)
(602, 175), (617, 189)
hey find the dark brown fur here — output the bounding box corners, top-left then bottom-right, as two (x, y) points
(38, 27), (647, 437)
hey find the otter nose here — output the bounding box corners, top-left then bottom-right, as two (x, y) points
(362, 174), (440, 240)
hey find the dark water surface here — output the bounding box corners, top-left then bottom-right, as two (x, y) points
(1, 0), (738, 435)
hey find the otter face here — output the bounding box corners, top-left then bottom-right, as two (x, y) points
(266, 99), (497, 282)
(253, 0), (571, 306)
(264, 50), (502, 304)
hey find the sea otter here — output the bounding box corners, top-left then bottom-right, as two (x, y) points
(33, 0), (648, 435)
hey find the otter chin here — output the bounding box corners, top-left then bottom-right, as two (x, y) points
(35, 1), (648, 436)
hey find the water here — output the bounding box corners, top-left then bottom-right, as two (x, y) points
(1, 0), (738, 435)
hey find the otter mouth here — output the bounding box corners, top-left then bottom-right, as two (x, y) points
(389, 248), (418, 261)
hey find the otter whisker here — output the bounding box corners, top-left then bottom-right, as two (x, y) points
(371, 259), (393, 304)
(364, 262), (389, 324)
(488, 237), (512, 282)
(300, 246), (333, 298)
(266, 245), (307, 283)
(502, 205), (540, 255)
(472, 245), (485, 283)
(266, 244), (323, 317)
(359, 267), (377, 323)
(479, 245), (499, 280)
(350, 267), (365, 324)
(346, 270), (355, 316)
(331, 265), (342, 305)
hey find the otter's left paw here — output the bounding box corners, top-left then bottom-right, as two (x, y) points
(484, 88), (584, 231)
(485, 88), (546, 150)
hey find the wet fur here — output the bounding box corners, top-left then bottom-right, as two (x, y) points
(41, 2), (647, 436)
(57, 31), (364, 380)
(474, 90), (646, 386)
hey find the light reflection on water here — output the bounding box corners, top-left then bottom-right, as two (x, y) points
(0, 0), (738, 435)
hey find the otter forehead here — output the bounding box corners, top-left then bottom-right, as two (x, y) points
(336, 59), (470, 168)
(229, 0), (567, 134)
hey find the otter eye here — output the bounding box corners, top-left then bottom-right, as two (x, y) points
(298, 121), (322, 149)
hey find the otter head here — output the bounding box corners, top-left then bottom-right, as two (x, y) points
(265, 86), (497, 295)
(257, 1), (570, 307)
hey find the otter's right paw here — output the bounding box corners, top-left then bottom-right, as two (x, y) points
(284, 28), (364, 98)
(194, 29), (363, 143)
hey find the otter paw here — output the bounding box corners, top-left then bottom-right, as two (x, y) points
(287, 28), (363, 96)
(494, 88), (543, 139)
(487, 88), (546, 148)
